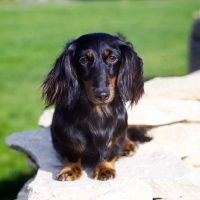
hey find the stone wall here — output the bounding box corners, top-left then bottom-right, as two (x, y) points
(6, 70), (200, 200)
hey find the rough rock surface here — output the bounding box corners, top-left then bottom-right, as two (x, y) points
(17, 178), (34, 200)
(148, 123), (200, 158)
(183, 155), (200, 174)
(7, 71), (200, 199)
(144, 70), (200, 100)
(38, 109), (54, 128)
(6, 128), (200, 200)
(127, 98), (200, 126)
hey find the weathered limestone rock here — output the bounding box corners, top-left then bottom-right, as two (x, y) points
(127, 97), (200, 126)
(9, 72), (200, 199)
(38, 108), (54, 128)
(6, 128), (200, 200)
(148, 123), (200, 158)
(183, 155), (200, 174)
(17, 178), (34, 200)
(144, 70), (200, 100)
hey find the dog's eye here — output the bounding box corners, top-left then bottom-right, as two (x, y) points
(79, 57), (89, 65)
(107, 56), (117, 63)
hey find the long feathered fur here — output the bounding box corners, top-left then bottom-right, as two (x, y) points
(42, 33), (151, 181)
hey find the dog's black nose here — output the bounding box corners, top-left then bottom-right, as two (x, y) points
(94, 89), (110, 101)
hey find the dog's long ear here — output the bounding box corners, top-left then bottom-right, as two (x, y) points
(42, 40), (80, 108)
(116, 34), (144, 107)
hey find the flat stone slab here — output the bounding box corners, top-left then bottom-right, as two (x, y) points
(6, 128), (200, 200)
(183, 155), (200, 174)
(148, 123), (200, 158)
(127, 97), (200, 126)
(144, 70), (200, 100)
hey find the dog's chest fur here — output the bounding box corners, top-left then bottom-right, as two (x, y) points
(76, 97), (127, 162)
(52, 96), (127, 163)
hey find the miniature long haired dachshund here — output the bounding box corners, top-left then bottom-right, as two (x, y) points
(42, 33), (150, 181)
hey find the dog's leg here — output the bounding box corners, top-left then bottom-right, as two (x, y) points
(94, 157), (116, 181)
(120, 137), (138, 157)
(56, 158), (82, 181)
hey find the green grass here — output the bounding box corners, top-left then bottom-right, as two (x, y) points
(0, 1), (200, 199)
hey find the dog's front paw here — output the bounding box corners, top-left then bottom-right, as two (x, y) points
(94, 164), (116, 181)
(57, 166), (82, 181)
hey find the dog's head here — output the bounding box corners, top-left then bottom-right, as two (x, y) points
(42, 33), (144, 108)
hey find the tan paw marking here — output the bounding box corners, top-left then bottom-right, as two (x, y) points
(120, 137), (138, 157)
(94, 158), (116, 181)
(56, 158), (82, 181)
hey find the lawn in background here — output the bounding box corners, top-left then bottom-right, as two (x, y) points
(0, 1), (200, 199)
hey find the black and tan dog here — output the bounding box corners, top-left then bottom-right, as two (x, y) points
(42, 33), (150, 181)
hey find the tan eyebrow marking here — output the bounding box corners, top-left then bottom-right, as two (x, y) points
(86, 51), (93, 58)
(104, 50), (110, 57)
